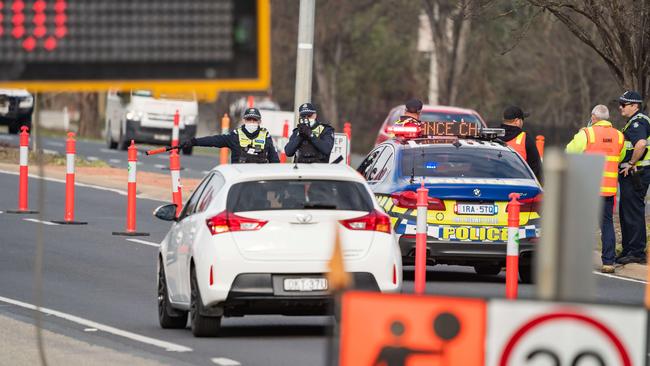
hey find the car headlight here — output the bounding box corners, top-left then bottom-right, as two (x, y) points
(126, 110), (143, 121)
(19, 96), (33, 108)
(183, 115), (196, 125)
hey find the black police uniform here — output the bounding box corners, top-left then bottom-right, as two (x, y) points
(284, 120), (335, 163)
(618, 109), (650, 262)
(185, 108), (279, 164)
(284, 103), (335, 163)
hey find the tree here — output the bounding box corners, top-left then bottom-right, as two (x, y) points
(526, 0), (650, 101)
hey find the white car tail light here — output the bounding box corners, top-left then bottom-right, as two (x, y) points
(206, 211), (268, 235)
(339, 210), (391, 234)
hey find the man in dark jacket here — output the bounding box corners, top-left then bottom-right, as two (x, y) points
(500, 106), (543, 183)
(181, 107), (279, 163)
(285, 103), (335, 163)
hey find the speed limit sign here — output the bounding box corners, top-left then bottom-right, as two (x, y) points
(486, 299), (647, 366)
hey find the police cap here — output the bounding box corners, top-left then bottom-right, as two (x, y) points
(503, 105), (530, 120)
(405, 99), (423, 114)
(619, 91), (643, 105)
(299, 103), (317, 117)
(243, 107), (262, 121)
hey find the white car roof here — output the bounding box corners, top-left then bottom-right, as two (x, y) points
(0, 89), (31, 97)
(214, 164), (366, 184)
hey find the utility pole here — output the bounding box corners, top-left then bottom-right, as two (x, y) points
(293, 0), (315, 122)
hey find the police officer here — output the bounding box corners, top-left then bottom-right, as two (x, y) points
(500, 106), (543, 183)
(393, 99), (423, 126)
(616, 91), (650, 265)
(181, 108), (279, 163)
(284, 103), (335, 163)
(565, 105), (624, 273)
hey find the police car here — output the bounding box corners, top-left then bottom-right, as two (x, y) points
(358, 121), (542, 282)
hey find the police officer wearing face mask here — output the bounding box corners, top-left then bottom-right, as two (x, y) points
(284, 103), (335, 163)
(180, 108), (279, 163)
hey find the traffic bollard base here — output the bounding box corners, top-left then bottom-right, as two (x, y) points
(5, 209), (39, 214)
(112, 231), (150, 236)
(51, 220), (88, 225)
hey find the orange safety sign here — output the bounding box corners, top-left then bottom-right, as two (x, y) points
(339, 291), (486, 366)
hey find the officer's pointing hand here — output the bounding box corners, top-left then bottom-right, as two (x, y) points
(179, 138), (196, 150)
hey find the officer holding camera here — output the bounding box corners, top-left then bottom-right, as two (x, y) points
(284, 103), (335, 163)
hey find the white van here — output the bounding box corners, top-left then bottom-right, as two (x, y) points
(105, 90), (198, 154)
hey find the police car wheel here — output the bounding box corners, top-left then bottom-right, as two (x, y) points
(473, 264), (502, 276)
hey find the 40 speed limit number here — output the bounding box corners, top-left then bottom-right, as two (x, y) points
(486, 300), (646, 366)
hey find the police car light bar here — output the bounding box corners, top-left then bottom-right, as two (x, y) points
(478, 128), (506, 139)
(387, 123), (421, 138)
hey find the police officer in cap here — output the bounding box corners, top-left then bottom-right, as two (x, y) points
(616, 91), (650, 264)
(181, 107), (279, 163)
(393, 99), (423, 126)
(285, 103), (335, 163)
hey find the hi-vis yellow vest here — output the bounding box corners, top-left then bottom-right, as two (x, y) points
(620, 113), (650, 167)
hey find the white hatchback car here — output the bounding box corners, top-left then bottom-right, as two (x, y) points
(154, 164), (402, 337)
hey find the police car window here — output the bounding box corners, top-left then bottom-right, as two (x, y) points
(400, 147), (533, 179)
(358, 146), (385, 180)
(227, 180), (373, 212)
(368, 147), (394, 182)
(420, 112), (482, 126)
(179, 173), (214, 218)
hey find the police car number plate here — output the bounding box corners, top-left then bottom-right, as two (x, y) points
(283, 278), (328, 292)
(455, 203), (497, 215)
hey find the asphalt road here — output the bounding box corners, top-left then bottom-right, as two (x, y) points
(0, 171), (646, 365)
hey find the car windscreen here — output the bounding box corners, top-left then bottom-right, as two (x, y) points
(400, 146), (534, 179)
(420, 112), (482, 125)
(227, 180), (374, 212)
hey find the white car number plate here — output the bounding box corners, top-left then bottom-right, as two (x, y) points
(283, 278), (328, 292)
(456, 203), (497, 215)
(153, 134), (170, 141)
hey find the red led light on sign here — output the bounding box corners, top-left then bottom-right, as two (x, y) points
(55, 26), (67, 38)
(11, 0), (24, 12)
(44, 37), (57, 51)
(33, 13), (45, 25)
(55, 13), (66, 26)
(22, 36), (36, 52)
(34, 26), (46, 38)
(12, 13), (24, 25)
(33, 0), (46, 12)
(54, 1), (66, 12)
(12, 25), (24, 39)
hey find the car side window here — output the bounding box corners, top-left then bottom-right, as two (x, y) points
(357, 146), (385, 180)
(368, 146), (394, 182)
(179, 173), (214, 219)
(196, 172), (225, 213)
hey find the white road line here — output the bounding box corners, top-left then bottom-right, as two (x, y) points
(108, 159), (122, 164)
(86, 156), (99, 161)
(593, 271), (647, 284)
(43, 149), (58, 155)
(126, 238), (160, 248)
(0, 295), (193, 353)
(46, 141), (64, 147)
(211, 358), (241, 366)
(23, 218), (59, 226)
(154, 164), (167, 169)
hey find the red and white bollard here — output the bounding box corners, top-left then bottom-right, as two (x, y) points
(6, 126), (38, 214)
(53, 132), (86, 224)
(170, 148), (183, 217)
(113, 141), (149, 236)
(247, 95), (254, 108)
(414, 182), (428, 295)
(172, 110), (180, 148)
(343, 122), (352, 165)
(506, 193), (521, 299)
(220, 113), (230, 165)
(280, 119), (289, 163)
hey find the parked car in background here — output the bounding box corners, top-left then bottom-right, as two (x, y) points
(105, 90), (199, 154)
(0, 88), (33, 134)
(375, 104), (487, 145)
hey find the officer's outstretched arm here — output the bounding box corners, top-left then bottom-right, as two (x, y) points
(284, 130), (301, 157)
(310, 127), (335, 155)
(266, 136), (280, 163)
(192, 134), (232, 148)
